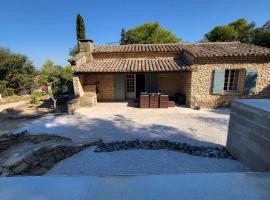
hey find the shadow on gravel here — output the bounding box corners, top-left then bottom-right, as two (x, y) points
(20, 113), (222, 147)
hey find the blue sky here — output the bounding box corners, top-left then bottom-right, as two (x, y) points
(0, 0), (269, 68)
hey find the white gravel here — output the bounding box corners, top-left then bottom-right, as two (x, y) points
(16, 103), (230, 146)
(46, 147), (250, 176)
(14, 103), (250, 175)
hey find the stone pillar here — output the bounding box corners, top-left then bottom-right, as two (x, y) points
(73, 75), (84, 97)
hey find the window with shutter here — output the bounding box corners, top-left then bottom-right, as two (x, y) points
(244, 69), (258, 94)
(212, 69), (225, 94)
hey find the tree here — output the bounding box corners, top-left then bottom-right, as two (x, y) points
(228, 19), (255, 43)
(262, 21), (270, 30)
(39, 60), (74, 109)
(76, 14), (86, 40)
(0, 48), (36, 96)
(205, 18), (255, 43)
(252, 28), (270, 48)
(120, 22), (181, 44)
(205, 26), (238, 42)
(120, 28), (127, 45)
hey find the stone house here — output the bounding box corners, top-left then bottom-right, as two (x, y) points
(69, 39), (270, 108)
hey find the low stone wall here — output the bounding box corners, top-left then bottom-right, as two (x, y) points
(67, 98), (81, 114)
(95, 140), (233, 159)
(0, 132), (100, 176)
(226, 99), (270, 171)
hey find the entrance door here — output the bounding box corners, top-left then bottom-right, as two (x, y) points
(136, 74), (145, 98)
(126, 74), (136, 99)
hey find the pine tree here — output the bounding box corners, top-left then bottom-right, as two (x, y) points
(76, 14), (86, 40)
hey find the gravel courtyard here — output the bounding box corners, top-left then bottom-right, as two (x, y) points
(17, 103), (230, 146)
(16, 103), (250, 175)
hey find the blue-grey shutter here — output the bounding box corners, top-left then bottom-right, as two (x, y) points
(114, 74), (125, 100)
(212, 69), (225, 94)
(145, 73), (158, 93)
(244, 69), (258, 94)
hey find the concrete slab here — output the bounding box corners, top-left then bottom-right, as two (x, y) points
(234, 99), (270, 113)
(0, 173), (269, 200)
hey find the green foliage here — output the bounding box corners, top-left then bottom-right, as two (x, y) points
(120, 22), (181, 44)
(205, 26), (238, 42)
(205, 18), (270, 48)
(0, 48), (36, 96)
(205, 18), (255, 42)
(76, 14), (86, 40)
(120, 28), (127, 45)
(30, 90), (44, 104)
(39, 60), (73, 95)
(252, 28), (270, 48)
(262, 21), (270, 30)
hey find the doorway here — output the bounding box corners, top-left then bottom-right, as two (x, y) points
(136, 74), (145, 98)
(126, 74), (136, 99)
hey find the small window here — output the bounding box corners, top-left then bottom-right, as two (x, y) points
(223, 70), (239, 91)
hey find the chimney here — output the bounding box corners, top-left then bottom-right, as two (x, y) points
(78, 39), (94, 60)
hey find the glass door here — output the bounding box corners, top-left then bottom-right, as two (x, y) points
(126, 74), (136, 99)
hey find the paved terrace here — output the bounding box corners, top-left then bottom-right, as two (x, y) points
(0, 173), (269, 200)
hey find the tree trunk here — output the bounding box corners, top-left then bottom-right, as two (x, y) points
(47, 85), (56, 111)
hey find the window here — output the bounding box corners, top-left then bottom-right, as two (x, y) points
(223, 70), (239, 91)
(126, 75), (135, 93)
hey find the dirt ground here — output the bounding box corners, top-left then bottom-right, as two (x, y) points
(0, 100), (53, 135)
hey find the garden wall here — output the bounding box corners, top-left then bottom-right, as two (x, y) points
(226, 99), (270, 171)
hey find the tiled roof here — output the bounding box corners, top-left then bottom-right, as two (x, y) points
(183, 42), (270, 57)
(73, 57), (190, 73)
(93, 42), (270, 57)
(72, 42), (270, 73)
(93, 44), (184, 53)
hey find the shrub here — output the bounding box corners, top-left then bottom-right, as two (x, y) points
(31, 91), (44, 104)
(1, 88), (15, 97)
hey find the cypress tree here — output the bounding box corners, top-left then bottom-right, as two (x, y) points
(120, 28), (126, 45)
(76, 14), (86, 40)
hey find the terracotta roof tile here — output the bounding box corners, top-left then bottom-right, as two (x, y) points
(73, 57), (190, 73)
(182, 42), (270, 57)
(93, 42), (270, 58)
(72, 42), (270, 73)
(93, 43), (184, 53)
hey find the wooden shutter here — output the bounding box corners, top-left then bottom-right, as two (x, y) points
(145, 73), (158, 93)
(212, 69), (225, 94)
(114, 74), (125, 100)
(244, 69), (258, 94)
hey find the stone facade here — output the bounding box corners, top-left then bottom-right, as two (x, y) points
(157, 72), (192, 102)
(74, 62), (270, 107)
(189, 62), (270, 108)
(83, 74), (115, 101)
(71, 40), (270, 108)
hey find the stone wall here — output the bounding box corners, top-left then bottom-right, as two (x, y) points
(157, 72), (191, 99)
(189, 62), (270, 108)
(226, 99), (270, 171)
(67, 98), (80, 114)
(83, 74), (115, 101)
(73, 74), (85, 97)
